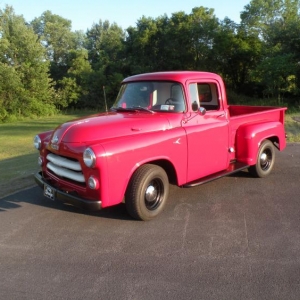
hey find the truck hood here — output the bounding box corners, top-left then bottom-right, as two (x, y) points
(50, 111), (172, 144)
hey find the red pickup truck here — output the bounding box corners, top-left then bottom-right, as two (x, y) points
(34, 71), (287, 220)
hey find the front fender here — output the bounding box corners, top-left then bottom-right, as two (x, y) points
(236, 121), (286, 165)
(98, 128), (187, 207)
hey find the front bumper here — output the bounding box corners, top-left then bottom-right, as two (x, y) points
(34, 172), (102, 211)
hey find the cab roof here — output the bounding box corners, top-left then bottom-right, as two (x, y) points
(122, 71), (223, 83)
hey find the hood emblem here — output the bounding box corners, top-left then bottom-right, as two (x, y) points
(52, 135), (59, 144)
(51, 134), (59, 150)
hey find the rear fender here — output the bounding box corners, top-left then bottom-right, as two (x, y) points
(236, 121), (286, 165)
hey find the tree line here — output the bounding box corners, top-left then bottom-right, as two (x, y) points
(0, 0), (300, 121)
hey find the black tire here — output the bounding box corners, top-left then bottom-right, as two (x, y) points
(125, 164), (169, 221)
(248, 140), (275, 178)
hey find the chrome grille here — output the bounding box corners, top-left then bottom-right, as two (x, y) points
(46, 153), (85, 183)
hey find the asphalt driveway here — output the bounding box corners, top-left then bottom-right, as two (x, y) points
(1, 143), (300, 300)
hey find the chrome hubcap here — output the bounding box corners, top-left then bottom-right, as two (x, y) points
(260, 153), (267, 164)
(260, 149), (272, 170)
(144, 179), (163, 210)
(145, 185), (157, 202)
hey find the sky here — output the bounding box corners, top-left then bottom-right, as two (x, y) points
(4, 0), (251, 31)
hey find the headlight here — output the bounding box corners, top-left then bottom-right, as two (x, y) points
(83, 147), (96, 168)
(34, 135), (41, 150)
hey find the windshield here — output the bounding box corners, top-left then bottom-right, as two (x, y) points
(112, 81), (186, 112)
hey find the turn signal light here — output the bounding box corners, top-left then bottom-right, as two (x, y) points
(88, 176), (99, 190)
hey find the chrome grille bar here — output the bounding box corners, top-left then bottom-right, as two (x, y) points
(47, 162), (85, 183)
(47, 153), (81, 171)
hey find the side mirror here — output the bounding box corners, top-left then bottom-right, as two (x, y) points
(199, 107), (206, 116)
(192, 101), (199, 112)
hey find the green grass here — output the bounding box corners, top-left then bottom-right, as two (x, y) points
(285, 114), (300, 142)
(0, 112), (94, 197)
(0, 110), (299, 198)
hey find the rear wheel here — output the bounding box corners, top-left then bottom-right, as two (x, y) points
(125, 164), (169, 221)
(249, 140), (275, 178)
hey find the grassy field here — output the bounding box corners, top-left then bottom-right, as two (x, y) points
(0, 112), (92, 197)
(0, 111), (299, 198)
(285, 114), (300, 142)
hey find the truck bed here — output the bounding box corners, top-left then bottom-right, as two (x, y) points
(228, 105), (287, 152)
(228, 105), (286, 126)
(228, 105), (286, 117)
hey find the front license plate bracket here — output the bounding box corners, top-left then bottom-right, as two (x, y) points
(44, 184), (55, 201)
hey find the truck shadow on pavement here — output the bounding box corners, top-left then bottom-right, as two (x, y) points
(228, 169), (254, 179)
(0, 169), (253, 218)
(0, 186), (134, 221)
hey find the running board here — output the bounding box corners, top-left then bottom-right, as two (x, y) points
(184, 162), (249, 188)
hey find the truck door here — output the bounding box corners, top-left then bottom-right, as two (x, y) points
(183, 81), (230, 182)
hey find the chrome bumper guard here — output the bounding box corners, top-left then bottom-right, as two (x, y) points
(34, 172), (102, 211)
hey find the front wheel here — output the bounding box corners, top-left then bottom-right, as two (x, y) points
(125, 164), (169, 221)
(248, 140), (275, 178)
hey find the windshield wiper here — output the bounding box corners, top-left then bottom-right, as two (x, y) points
(111, 106), (154, 114)
(131, 106), (154, 114)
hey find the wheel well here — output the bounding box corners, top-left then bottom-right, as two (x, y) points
(148, 159), (178, 185)
(266, 136), (280, 149)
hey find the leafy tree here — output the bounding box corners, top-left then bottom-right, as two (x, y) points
(164, 12), (193, 70)
(56, 49), (93, 109)
(124, 18), (155, 73)
(0, 6), (55, 121)
(31, 11), (82, 83)
(241, 0), (300, 99)
(253, 54), (298, 100)
(0, 63), (24, 120)
(188, 7), (219, 70)
(86, 20), (125, 69)
(125, 7), (219, 72)
(125, 16), (161, 72)
(213, 19), (263, 92)
(241, 0), (300, 37)
(31, 11), (74, 63)
(85, 20), (125, 107)
(2, 2), (300, 118)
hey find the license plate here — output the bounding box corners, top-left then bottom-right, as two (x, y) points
(44, 184), (55, 201)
